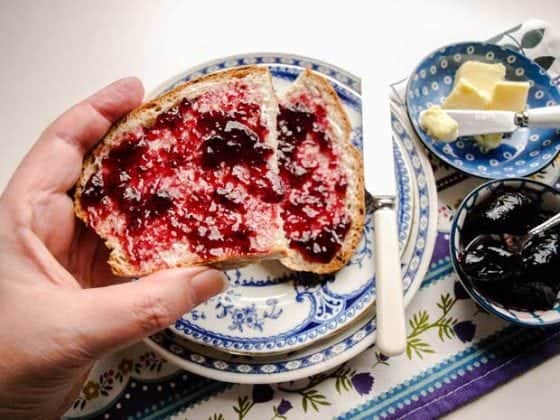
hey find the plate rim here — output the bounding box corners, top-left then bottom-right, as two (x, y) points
(148, 52), (362, 102)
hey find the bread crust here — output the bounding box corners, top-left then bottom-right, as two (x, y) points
(279, 70), (365, 273)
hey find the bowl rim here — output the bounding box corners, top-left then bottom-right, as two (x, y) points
(405, 40), (560, 180)
(449, 177), (560, 326)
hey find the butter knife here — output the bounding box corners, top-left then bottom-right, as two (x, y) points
(424, 105), (560, 137)
(362, 83), (406, 356)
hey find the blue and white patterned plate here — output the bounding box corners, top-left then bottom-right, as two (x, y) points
(407, 42), (560, 179)
(450, 178), (560, 327)
(149, 55), (416, 355)
(144, 97), (439, 383)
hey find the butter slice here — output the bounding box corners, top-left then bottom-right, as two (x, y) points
(488, 81), (530, 111)
(433, 60), (522, 152)
(420, 105), (459, 142)
(455, 61), (506, 98)
(442, 79), (490, 110)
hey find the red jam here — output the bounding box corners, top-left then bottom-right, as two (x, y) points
(81, 81), (283, 269)
(277, 98), (350, 264)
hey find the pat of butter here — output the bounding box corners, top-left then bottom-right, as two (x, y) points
(420, 105), (459, 142)
(488, 81), (530, 111)
(442, 79), (490, 110)
(455, 61), (506, 98)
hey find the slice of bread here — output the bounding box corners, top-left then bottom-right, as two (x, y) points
(277, 70), (365, 273)
(75, 67), (365, 276)
(74, 66), (287, 276)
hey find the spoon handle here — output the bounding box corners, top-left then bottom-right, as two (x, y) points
(529, 212), (560, 236)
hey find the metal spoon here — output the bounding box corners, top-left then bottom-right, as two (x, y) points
(465, 211), (560, 254)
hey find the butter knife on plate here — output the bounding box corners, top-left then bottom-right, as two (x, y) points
(423, 105), (560, 137)
(362, 81), (406, 356)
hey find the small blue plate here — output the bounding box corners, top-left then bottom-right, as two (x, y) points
(406, 42), (560, 179)
(450, 178), (560, 326)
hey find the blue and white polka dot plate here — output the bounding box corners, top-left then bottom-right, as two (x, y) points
(407, 42), (560, 179)
(450, 178), (560, 326)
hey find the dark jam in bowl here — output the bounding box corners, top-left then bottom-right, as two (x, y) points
(458, 188), (560, 311)
(461, 189), (538, 244)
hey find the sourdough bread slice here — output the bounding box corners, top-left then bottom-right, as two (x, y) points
(74, 66), (287, 276)
(277, 69), (365, 273)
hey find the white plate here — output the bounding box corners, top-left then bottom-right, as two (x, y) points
(144, 96), (438, 383)
(147, 54), (416, 355)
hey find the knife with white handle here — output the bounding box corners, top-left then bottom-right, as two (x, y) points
(425, 105), (560, 137)
(362, 82), (406, 357)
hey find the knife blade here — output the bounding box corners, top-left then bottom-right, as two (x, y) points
(362, 81), (406, 357)
(434, 105), (560, 137)
(444, 109), (517, 137)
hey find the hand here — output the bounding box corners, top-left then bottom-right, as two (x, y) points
(0, 78), (227, 419)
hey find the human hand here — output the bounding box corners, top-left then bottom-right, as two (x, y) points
(0, 78), (227, 419)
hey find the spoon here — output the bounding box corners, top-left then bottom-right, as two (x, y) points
(465, 211), (560, 254)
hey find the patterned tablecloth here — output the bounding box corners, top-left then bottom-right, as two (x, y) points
(64, 19), (560, 420)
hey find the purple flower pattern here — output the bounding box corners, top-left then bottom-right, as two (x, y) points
(454, 281), (470, 300)
(351, 373), (374, 396)
(277, 399), (293, 415)
(454, 321), (477, 343)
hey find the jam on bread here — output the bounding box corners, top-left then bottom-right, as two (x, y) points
(277, 70), (364, 273)
(75, 67), (364, 276)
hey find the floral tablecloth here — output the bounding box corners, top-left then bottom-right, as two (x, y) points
(64, 19), (560, 420)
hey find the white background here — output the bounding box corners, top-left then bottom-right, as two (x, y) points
(1, 0), (559, 418)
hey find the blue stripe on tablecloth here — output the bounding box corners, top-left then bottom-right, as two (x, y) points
(383, 327), (560, 420)
(337, 325), (560, 419)
(420, 258), (453, 289)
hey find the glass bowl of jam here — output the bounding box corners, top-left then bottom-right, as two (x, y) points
(450, 178), (560, 326)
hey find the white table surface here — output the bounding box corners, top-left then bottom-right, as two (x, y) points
(1, 1), (559, 418)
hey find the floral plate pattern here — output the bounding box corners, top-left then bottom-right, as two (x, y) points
(144, 88), (439, 383)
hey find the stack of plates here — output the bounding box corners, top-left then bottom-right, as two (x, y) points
(144, 54), (439, 383)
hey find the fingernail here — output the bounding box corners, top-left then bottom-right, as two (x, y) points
(190, 269), (228, 304)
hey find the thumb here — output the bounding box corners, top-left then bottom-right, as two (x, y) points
(74, 267), (227, 358)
